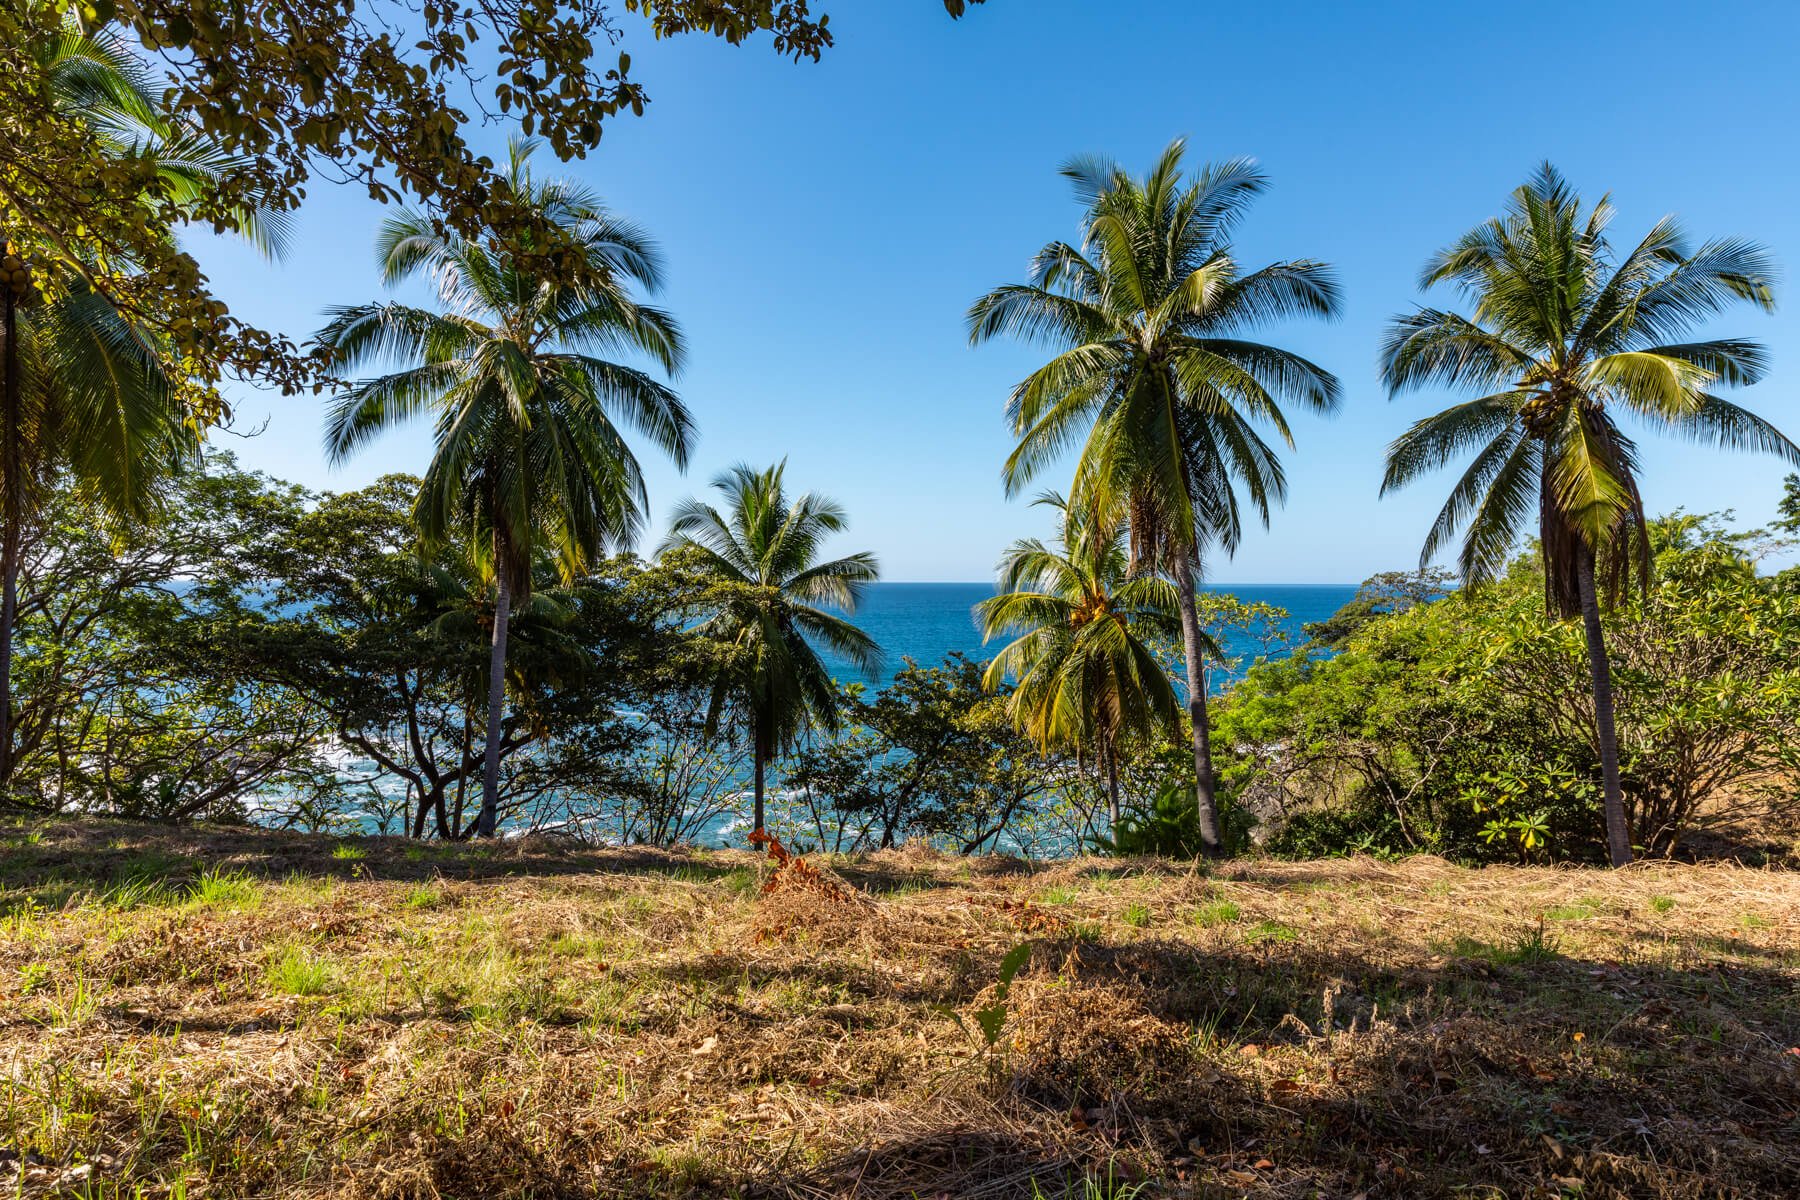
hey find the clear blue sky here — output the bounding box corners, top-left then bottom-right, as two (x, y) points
(193, 0), (1800, 582)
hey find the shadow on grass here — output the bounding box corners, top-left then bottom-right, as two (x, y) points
(0, 816), (780, 901)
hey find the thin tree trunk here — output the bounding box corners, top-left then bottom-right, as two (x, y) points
(0, 285), (20, 797)
(476, 570), (512, 838)
(1103, 741), (1120, 830)
(751, 725), (766, 839)
(452, 703), (471, 838)
(1576, 546), (1632, 867)
(1171, 555), (1223, 857)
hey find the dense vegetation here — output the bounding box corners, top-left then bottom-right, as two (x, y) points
(1224, 513), (1800, 864)
(3, 3), (1797, 875)
(6, 453), (1797, 866)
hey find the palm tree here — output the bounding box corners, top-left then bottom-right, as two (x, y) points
(319, 137), (691, 837)
(975, 492), (1185, 828)
(659, 462), (881, 837)
(1380, 164), (1796, 866)
(1, 18), (289, 793)
(968, 138), (1340, 856)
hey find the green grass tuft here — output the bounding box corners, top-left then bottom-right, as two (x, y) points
(266, 945), (336, 997)
(1244, 920), (1299, 945)
(1191, 899), (1241, 927)
(191, 867), (259, 907)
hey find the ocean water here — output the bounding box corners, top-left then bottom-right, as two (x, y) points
(817, 581), (1358, 690)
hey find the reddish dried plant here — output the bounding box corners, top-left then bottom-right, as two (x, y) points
(749, 830), (857, 905)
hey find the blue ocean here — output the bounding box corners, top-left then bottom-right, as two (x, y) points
(817, 582), (1357, 689)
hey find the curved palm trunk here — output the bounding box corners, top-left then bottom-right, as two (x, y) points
(1576, 545), (1632, 867)
(476, 570), (512, 838)
(1171, 556), (1223, 857)
(0, 286), (20, 798)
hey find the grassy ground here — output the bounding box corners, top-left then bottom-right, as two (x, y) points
(2, 818), (1797, 1199)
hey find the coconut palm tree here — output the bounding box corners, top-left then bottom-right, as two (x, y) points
(319, 137), (691, 837)
(967, 138), (1340, 856)
(1380, 164), (1795, 866)
(0, 17), (290, 793)
(975, 492), (1185, 828)
(659, 462), (881, 837)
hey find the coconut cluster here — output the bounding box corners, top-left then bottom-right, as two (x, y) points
(1, 242), (32, 300)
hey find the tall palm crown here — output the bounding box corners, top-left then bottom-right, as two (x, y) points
(320, 137), (691, 595)
(975, 493), (1184, 825)
(968, 138), (1340, 856)
(977, 494), (1182, 751)
(967, 139), (1340, 565)
(660, 462), (881, 835)
(1381, 164), (1795, 612)
(1380, 164), (1796, 866)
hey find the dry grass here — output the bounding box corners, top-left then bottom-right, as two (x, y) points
(2, 817), (1798, 1198)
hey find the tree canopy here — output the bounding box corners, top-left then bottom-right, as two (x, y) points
(0, 0), (985, 397)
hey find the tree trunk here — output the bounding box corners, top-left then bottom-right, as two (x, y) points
(751, 725), (766, 839)
(1103, 740), (1120, 830)
(476, 570), (512, 838)
(451, 703), (472, 838)
(0, 285), (20, 797)
(1576, 546), (1632, 867)
(1171, 555), (1223, 857)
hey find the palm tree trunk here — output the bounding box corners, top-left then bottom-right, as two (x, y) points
(1576, 545), (1632, 867)
(752, 725), (766, 838)
(476, 570), (512, 838)
(0, 285), (20, 798)
(1171, 555), (1223, 857)
(1103, 740), (1121, 830)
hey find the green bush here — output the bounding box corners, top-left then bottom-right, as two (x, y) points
(1219, 517), (1800, 863)
(1092, 779), (1252, 859)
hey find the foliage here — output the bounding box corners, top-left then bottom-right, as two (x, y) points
(1090, 777), (1251, 858)
(257, 475), (710, 839)
(940, 941), (1031, 1054)
(660, 461), (880, 834)
(1380, 164), (1792, 599)
(975, 492), (1181, 821)
(1226, 517), (1800, 861)
(1379, 164), (1799, 866)
(1301, 567), (1456, 647)
(0, 457), (756, 841)
(1, 457), (336, 820)
(967, 137), (1341, 856)
(0, 13), (289, 794)
(0, 0), (983, 394)
(780, 655), (1065, 854)
(319, 138), (692, 834)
